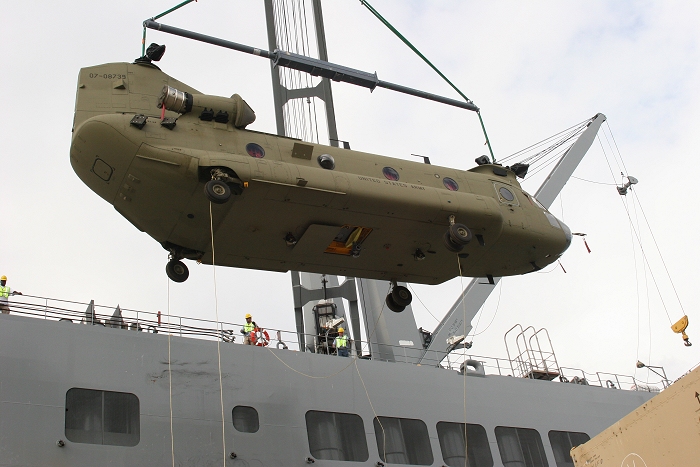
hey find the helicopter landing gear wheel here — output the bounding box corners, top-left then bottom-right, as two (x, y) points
(385, 293), (405, 313)
(443, 231), (464, 252)
(449, 223), (472, 245)
(166, 259), (189, 283)
(204, 179), (232, 204)
(391, 285), (412, 307)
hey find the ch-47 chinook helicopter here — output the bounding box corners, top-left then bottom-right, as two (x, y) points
(70, 43), (572, 312)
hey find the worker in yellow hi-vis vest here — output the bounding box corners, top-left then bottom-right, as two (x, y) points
(0, 275), (22, 314)
(241, 313), (257, 345)
(333, 327), (349, 357)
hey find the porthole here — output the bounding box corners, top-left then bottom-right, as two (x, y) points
(443, 177), (459, 191)
(318, 154), (335, 170)
(499, 187), (514, 201)
(246, 143), (265, 159)
(383, 167), (400, 181)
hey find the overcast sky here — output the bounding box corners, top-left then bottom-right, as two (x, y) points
(1, 0), (699, 383)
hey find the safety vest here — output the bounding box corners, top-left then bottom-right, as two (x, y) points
(0, 286), (9, 298)
(335, 335), (348, 348)
(244, 322), (255, 333)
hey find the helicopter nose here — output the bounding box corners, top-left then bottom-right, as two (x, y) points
(557, 217), (572, 255)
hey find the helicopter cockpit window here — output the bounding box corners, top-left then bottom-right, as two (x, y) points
(246, 143), (265, 159)
(317, 154), (335, 170)
(383, 167), (400, 181)
(443, 178), (459, 191)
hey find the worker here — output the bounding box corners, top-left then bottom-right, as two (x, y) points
(241, 313), (256, 345)
(333, 327), (349, 357)
(0, 275), (22, 314)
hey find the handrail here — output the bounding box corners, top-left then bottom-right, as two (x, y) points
(2, 294), (647, 391)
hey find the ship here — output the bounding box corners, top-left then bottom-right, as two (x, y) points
(0, 291), (657, 467)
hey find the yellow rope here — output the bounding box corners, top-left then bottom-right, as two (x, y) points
(354, 358), (386, 462)
(209, 202), (227, 466)
(167, 279), (175, 467)
(458, 257), (468, 465)
(265, 348), (356, 379)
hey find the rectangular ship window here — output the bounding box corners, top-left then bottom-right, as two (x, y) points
(233, 405), (260, 433)
(65, 388), (139, 447)
(306, 410), (369, 461)
(373, 416), (433, 465)
(437, 422), (494, 467)
(548, 431), (590, 467)
(495, 426), (548, 467)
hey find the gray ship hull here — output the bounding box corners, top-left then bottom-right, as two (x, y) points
(0, 313), (653, 466)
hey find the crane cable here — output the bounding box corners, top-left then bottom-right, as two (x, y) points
(358, 0), (495, 163)
(598, 125), (691, 350)
(272, 0), (322, 143)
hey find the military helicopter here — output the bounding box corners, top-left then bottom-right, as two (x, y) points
(70, 43), (572, 312)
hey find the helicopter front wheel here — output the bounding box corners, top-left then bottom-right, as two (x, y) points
(448, 223), (472, 245)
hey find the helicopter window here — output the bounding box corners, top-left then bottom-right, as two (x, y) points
(443, 177), (459, 191)
(246, 143), (265, 158)
(65, 388), (140, 447)
(374, 416), (433, 465)
(437, 422), (493, 467)
(382, 167), (400, 181)
(232, 406), (259, 433)
(495, 426), (548, 467)
(498, 187), (515, 202)
(548, 431), (590, 467)
(306, 410), (369, 461)
(318, 154), (335, 170)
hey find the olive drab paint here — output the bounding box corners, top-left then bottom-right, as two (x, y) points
(70, 61), (572, 285)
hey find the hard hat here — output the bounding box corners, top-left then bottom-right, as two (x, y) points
(245, 313), (252, 319)
(338, 327), (344, 333)
(0, 276), (6, 281)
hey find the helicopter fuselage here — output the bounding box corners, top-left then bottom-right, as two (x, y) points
(70, 62), (571, 285)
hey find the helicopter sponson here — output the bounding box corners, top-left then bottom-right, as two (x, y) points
(70, 61), (572, 298)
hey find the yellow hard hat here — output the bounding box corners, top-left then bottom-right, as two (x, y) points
(0, 276), (6, 281)
(338, 327), (344, 333)
(245, 313), (252, 319)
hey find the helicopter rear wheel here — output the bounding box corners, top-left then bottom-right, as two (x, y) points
(391, 285), (412, 307)
(385, 293), (405, 313)
(166, 259), (189, 283)
(204, 180), (232, 204)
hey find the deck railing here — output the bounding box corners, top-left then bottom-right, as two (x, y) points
(3, 294), (664, 392)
